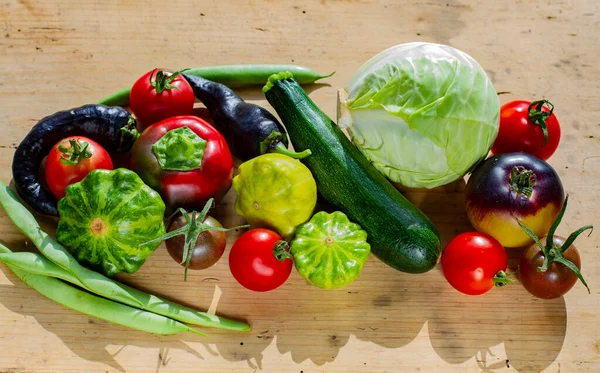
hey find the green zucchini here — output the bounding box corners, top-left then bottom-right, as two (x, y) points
(263, 72), (441, 273)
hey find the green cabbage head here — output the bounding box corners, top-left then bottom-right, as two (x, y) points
(338, 42), (500, 188)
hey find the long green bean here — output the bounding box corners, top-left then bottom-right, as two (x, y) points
(0, 246), (249, 331)
(0, 250), (86, 288)
(97, 64), (334, 107)
(4, 263), (206, 336)
(0, 182), (142, 307)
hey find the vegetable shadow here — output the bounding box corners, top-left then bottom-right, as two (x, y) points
(401, 179), (568, 372)
(264, 258), (566, 371)
(0, 277), (204, 373)
(240, 179), (566, 370)
(177, 178), (567, 370)
(0, 267), (272, 373)
(427, 284), (567, 372)
(0, 176), (567, 372)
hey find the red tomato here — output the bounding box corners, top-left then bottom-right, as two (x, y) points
(491, 100), (561, 161)
(44, 136), (113, 199)
(129, 116), (233, 210)
(441, 232), (509, 295)
(229, 229), (293, 292)
(129, 68), (195, 129)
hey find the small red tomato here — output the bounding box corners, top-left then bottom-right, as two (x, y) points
(492, 100), (561, 161)
(229, 228), (293, 292)
(441, 232), (510, 295)
(45, 136), (113, 199)
(129, 68), (195, 129)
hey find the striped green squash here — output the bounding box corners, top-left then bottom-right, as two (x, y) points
(291, 211), (370, 289)
(56, 168), (166, 277)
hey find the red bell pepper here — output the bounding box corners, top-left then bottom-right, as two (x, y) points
(130, 116), (233, 209)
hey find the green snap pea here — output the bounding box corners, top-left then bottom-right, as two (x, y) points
(4, 263), (205, 336)
(0, 182), (143, 307)
(0, 246), (249, 332)
(97, 64), (334, 107)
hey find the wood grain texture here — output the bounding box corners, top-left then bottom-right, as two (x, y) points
(1, 0), (599, 372)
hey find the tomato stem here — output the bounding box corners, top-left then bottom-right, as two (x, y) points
(509, 166), (536, 198)
(517, 195), (593, 293)
(58, 139), (93, 166)
(149, 68), (190, 94)
(528, 99), (554, 145)
(493, 270), (514, 288)
(273, 240), (293, 262)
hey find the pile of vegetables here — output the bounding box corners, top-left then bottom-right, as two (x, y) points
(0, 43), (593, 336)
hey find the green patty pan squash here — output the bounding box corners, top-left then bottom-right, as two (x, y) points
(233, 153), (317, 239)
(291, 211), (370, 289)
(56, 168), (166, 277)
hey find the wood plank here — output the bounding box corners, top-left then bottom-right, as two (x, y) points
(1, 0), (599, 372)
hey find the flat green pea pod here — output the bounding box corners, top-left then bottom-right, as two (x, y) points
(56, 168), (166, 277)
(291, 211), (371, 289)
(233, 153), (317, 239)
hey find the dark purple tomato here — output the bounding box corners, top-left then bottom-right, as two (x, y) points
(166, 213), (227, 270)
(466, 153), (564, 248)
(519, 235), (581, 299)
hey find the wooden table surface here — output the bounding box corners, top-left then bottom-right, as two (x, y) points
(1, 0), (599, 372)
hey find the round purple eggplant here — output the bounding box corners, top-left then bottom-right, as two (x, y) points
(465, 152), (564, 247)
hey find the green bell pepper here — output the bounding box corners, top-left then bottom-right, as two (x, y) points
(232, 153), (317, 239)
(291, 211), (371, 289)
